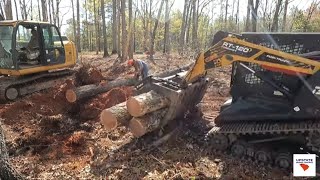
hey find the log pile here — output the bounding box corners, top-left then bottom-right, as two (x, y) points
(100, 90), (171, 137)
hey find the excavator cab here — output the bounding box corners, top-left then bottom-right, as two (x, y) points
(0, 21), (76, 101)
(0, 21), (76, 76)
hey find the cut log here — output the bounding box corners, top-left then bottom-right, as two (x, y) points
(155, 63), (193, 78)
(66, 78), (137, 103)
(129, 108), (168, 137)
(100, 102), (131, 131)
(126, 90), (170, 117)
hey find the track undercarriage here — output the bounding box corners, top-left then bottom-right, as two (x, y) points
(205, 119), (320, 170)
(0, 69), (73, 102)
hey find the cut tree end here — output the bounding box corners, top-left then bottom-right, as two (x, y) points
(65, 89), (77, 103)
(126, 97), (142, 117)
(100, 109), (118, 131)
(129, 117), (147, 137)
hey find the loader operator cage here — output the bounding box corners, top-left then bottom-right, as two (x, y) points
(230, 32), (320, 101)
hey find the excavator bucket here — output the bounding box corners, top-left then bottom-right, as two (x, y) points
(135, 71), (209, 127)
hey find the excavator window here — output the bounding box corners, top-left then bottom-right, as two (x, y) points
(0, 25), (13, 69)
(15, 24), (41, 67)
(41, 25), (65, 64)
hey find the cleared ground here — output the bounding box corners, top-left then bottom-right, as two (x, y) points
(0, 53), (290, 179)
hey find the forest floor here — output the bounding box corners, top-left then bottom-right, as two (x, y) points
(0, 53), (292, 179)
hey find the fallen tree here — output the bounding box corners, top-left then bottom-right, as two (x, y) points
(126, 90), (169, 117)
(100, 102), (132, 131)
(66, 78), (137, 103)
(128, 108), (168, 137)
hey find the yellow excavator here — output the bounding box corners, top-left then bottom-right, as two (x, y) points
(0, 20), (77, 101)
(136, 31), (320, 169)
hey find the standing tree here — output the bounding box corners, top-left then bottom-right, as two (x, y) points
(112, 0), (117, 54)
(149, 0), (165, 60)
(121, 0), (128, 61)
(251, 0), (260, 32)
(163, 0), (170, 53)
(4, 0), (13, 20)
(77, 0), (81, 52)
(101, 0), (109, 57)
(245, 0), (252, 31)
(282, 0), (289, 31)
(271, 0), (283, 32)
(128, 0), (134, 59)
(41, 0), (48, 22)
(117, 0), (121, 57)
(71, 0), (77, 48)
(179, 0), (189, 54)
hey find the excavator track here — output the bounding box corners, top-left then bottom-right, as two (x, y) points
(204, 117), (320, 170)
(0, 69), (74, 102)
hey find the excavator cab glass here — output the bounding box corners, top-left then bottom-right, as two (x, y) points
(0, 25), (14, 69)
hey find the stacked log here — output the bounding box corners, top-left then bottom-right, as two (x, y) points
(100, 90), (171, 137)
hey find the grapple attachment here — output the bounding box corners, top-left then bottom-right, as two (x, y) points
(135, 71), (209, 127)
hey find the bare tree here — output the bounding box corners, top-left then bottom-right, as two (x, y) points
(251, 0), (260, 32)
(128, 0), (134, 59)
(121, 0), (128, 61)
(71, 0), (77, 47)
(4, 0), (13, 20)
(149, 0), (165, 60)
(282, 0), (289, 31)
(94, 0), (99, 54)
(163, 0), (170, 53)
(224, 0), (228, 28)
(245, 0), (252, 31)
(101, 0), (109, 57)
(41, 0), (48, 21)
(191, 0), (198, 50)
(77, 0), (81, 52)
(112, 0), (117, 54)
(271, 0), (282, 32)
(179, 0), (189, 54)
(117, 0), (121, 57)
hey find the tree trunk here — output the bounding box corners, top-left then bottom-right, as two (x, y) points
(117, 0), (121, 57)
(185, 1), (192, 44)
(121, 0), (128, 61)
(4, 0), (13, 20)
(56, 0), (60, 28)
(224, 0), (228, 29)
(245, 0), (252, 31)
(41, 0), (48, 21)
(271, 0), (282, 32)
(251, 0), (259, 32)
(37, 0), (41, 21)
(100, 102), (132, 131)
(112, 0), (117, 54)
(128, 0), (134, 59)
(71, 0), (77, 49)
(85, 0), (88, 50)
(65, 78), (138, 103)
(76, 0), (81, 53)
(282, 0), (289, 32)
(51, 0), (55, 24)
(236, 0), (240, 32)
(13, 0), (18, 20)
(126, 90), (170, 117)
(94, 0), (98, 54)
(129, 108), (168, 137)
(149, 0), (165, 60)
(101, 0), (109, 57)
(179, 0), (189, 54)
(163, 0), (170, 54)
(191, 0), (198, 50)
(48, 0), (51, 23)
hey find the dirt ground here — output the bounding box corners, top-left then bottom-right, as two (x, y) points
(0, 53), (291, 179)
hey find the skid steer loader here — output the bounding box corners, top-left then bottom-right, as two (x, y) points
(135, 30), (320, 169)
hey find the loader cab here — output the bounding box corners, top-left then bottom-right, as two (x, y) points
(0, 21), (67, 75)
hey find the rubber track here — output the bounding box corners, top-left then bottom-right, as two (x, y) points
(208, 120), (320, 135)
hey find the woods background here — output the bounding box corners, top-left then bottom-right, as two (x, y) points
(0, 0), (319, 61)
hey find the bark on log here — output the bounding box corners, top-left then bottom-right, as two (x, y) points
(126, 90), (169, 117)
(66, 78), (137, 103)
(100, 102), (131, 131)
(129, 108), (168, 137)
